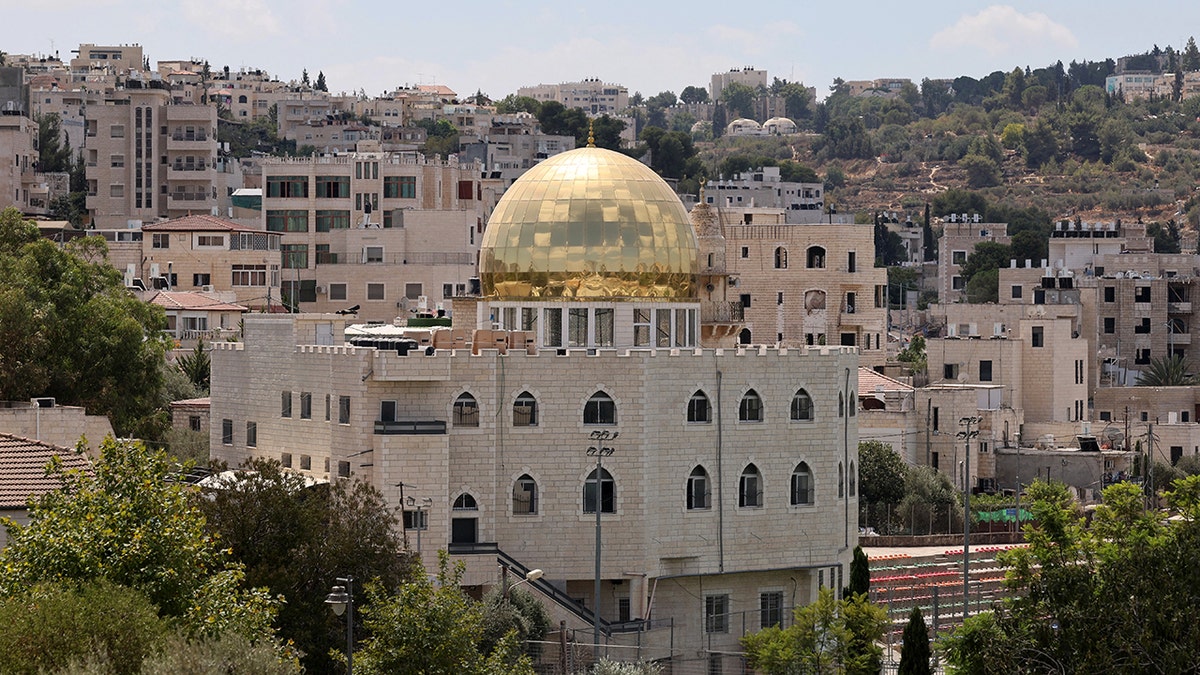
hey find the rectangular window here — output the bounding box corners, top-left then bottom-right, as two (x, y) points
(266, 175), (308, 198)
(110, 154), (124, 168)
(315, 175), (350, 199)
(741, 246), (749, 258)
(384, 175), (417, 199)
(339, 396), (350, 424)
(544, 308), (563, 347)
(952, 276), (964, 291)
(740, 293), (751, 308)
(364, 246), (384, 263)
(944, 363), (959, 380)
(847, 251), (856, 273)
(840, 332), (856, 346)
(403, 510), (428, 530)
(705, 595), (730, 633)
(633, 308), (651, 346)
(246, 421), (257, 447)
(266, 209), (309, 232)
(325, 394), (331, 422)
(404, 283), (422, 299)
(221, 418), (233, 445)
(196, 235), (224, 247)
(282, 244), (308, 269)
(933, 406), (940, 432)
(1104, 286), (1116, 302)
(281, 391), (292, 418)
(367, 283), (385, 300)
(1135, 286), (1151, 303)
(760, 591), (784, 628)
(231, 264), (267, 286)
(457, 180), (474, 200)
(300, 392), (312, 419)
(316, 210), (350, 232)
(338, 460), (351, 478)
(952, 250), (967, 265)
(329, 283), (347, 301)
(979, 360), (993, 382)
(189, 415), (201, 431)
(568, 307), (589, 347)
(1104, 317), (1115, 333)
(1011, 285), (1023, 299)
(300, 455), (312, 470)
(1099, 411), (1112, 422)
(110, 124), (125, 138)
(152, 233), (170, 249)
(1135, 317), (1151, 334)
(1031, 326), (1044, 348)
(1136, 348), (1151, 365)
(281, 453), (292, 468)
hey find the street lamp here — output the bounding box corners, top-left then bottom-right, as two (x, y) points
(586, 429), (617, 652)
(503, 567), (544, 601)
(325, 576), (354, 675)
(405, 495), (433, 554)
(957, 416), (981, 619)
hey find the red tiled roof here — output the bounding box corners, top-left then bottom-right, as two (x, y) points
(149, 291), (247, 312)
(141, 214), (264, 233)
(0, 434), (94, 509)
(858, 366), (914, 393)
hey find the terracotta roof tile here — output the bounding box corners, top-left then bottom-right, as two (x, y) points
(0, 434), (94, 509)
(858, 366), (914, 393)
(141, 214), (265, 233)
(148, 291), (247, 312)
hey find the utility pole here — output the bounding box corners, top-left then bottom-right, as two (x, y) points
(957, 416), (981, 620)
(586, 430), (617, 652)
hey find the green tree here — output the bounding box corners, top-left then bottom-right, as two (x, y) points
(859, 441), (907, 507)
(0, 438), (278, 639)
(960, 154), (1001, 188)
(314, 71), (327, 92)
(848, 546), (870, 597)
(1184, 37), (1200, 71)
(1010, 229), (1048, 266)
(721, 82), (756, 120)
(1135, 355), (1198, 386)
(898, 606), (932, 675)
(959, 241), (1012, 285)
(679, 85), (708, 104)
(1022, 121), (1059, 168)
(176, 338), (211, 391)
(779, 81), (813, 119)
(351, 552), (535, 675)
(478, 584), (551, 657)
(965, 268), (999, 303)
(742, 588), (885, 675)
(778, 160), (819, 183)
(495, 94), (540, 114)
(301, 69), (309, 87)
(0, 580), (169, 675)
(197, 459), (409, 673)
(36, 113), (73, 173)
(896, 335), (927, 375)
(0, 208), (171, 437)
(822, 116), (874, 159)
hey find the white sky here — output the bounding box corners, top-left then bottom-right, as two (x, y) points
(4, 1), (1199, 101)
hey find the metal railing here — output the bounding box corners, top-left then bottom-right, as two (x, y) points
(374, 419), (447, 435)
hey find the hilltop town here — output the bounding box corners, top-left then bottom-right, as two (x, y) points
(4, 40), (1200, 674)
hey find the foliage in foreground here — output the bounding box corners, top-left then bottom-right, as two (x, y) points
(741, 587), (886, 675)
(940, 477), (1200, 674)
(0, 437), (278, 641)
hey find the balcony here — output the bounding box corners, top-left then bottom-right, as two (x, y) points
(168, 163), (213, 179)
(701, 300), (744, 324)
(316, 251), (475, 266)
(374, 419), (446, 435)
(167, 192), (215, 208)
(167, 133), (211, 151)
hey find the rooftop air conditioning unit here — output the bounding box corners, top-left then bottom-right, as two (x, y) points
(316, 285), (326, 294)
(201, 285), (214, 292)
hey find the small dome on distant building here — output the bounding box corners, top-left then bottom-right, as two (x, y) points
(763, 117), (797, 135)
(726, 118), (762, 136)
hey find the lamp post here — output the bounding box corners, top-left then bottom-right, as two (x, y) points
(957, 416), (981, 619)
(503, 566), (545, 601)
(1014, 432), (1021, 533)
(405, 495), (432, 554)
(325, 576), (354, 675)
(586, 430), (617, 652)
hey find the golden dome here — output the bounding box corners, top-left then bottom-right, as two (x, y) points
(480, 146), (699, 300)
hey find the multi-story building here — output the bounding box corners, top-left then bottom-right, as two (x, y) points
(69, 43), (145, 82)
(938, 214), (1010, 303)
(83, 86), (220, 228)
(210, 144), (860, 669)
(458, 114), (575, 189)
(259, 147), (496, 322)
(702, 166), (825, 219)
(713, 204), (888, 367)
(710, 67), (768, 102)
(517, 78), (629, 115)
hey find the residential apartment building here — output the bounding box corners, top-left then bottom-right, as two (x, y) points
(702, 166), (825, 219)
(938, 214), (1010, 303)
(517, 78), (629, 114)
(83, 86), (221, 228)
(711, 67), (767, 102)
(69, 43), (145, 82)
(259, 148), (494, 322)
(210, 145), (860, 667)
(458, 114), (575, 188)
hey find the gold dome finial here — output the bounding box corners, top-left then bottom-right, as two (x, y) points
(587, 119), (595, 147)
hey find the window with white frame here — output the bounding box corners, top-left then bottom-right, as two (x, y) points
(740, 464), (763, 507)
(687, 466), (710, 510)
(584, 391), (616, 425)
(791, 463), (814, 505)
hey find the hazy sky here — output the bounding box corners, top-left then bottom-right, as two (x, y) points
(5, 1), (1200, 101)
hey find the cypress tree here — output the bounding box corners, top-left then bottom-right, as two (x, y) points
(849, 545), (870, 596)
(898, 606), (932, 675)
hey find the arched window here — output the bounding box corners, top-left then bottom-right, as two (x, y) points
(513, 474), (537, 514)
(739, 464), (763, 508)
(791, 389), (814, 421)
(237, 95), (248, 103)
(739, 389), (763, 422)
(774, 247), (788, 269)
(687, 466), (710, 510)
(806, 246), (826, 269)
(838, 392), (845, 418)
(583, 468), (615, 513)
(584, 391), (616, 425)
(513, 391), (538, 427)
(453, 393), (479, 427)
(791, 463), (814, 505)
(738, 328), (752, 345)
(849, 461), (857, 497)
(688, 390), (711, 423)
(453, 493), (478, 510)
(838, 463), (845, 498)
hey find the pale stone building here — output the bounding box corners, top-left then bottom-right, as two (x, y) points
(210, 145), (859, 669)
(710, 67), (767, 103)
(938, 214), (1010, 303)
(517, 78), (629, 114)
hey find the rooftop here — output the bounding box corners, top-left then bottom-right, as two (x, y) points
(148, 291), (247, 312)
(141, 214), (264, 233)
(0, 434), (93, 509)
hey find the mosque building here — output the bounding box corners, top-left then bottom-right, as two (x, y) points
(210, 142), (859, 669)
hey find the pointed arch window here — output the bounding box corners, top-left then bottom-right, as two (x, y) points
(849, 461), (857, 497)
(688, 390), (712, 423)
(687, 466), (711, 510)
(584, 391), (616, 425)
(583, 468), (615, 513)
(774, 247), (788, 269)
(453, 493), (478, 510)
(739, 464), (763, 508)
(739, 389), (763, 422)
(838, 463), (845, 498)
(513, 474), (537, 514)
(513, 391), (538, 427)
(791, 389), (814, 421)
(791, 463), (814, 505)
(453, 392), (479, 427)
(838, 392), (845, 418)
